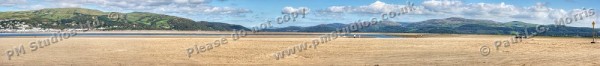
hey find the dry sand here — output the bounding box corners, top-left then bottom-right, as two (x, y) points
(0, 33), (599, 66)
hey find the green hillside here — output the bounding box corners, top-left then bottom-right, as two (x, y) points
(266, 17), (597, 37)
(0, 8), (247, 30)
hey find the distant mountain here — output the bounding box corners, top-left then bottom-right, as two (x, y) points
(264, 23), (346, 32)
(266, 17), (596, 37)
(0, 8), (247, 30)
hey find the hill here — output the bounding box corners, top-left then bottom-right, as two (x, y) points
(266, 17), (596, 37)
(0, 8), (247, 31)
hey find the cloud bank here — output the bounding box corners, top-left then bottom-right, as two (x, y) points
(0, 0), (27, 6)
(319, 0), (596, 27)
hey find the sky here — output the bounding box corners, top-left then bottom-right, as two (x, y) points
(0, 0), (599, 27)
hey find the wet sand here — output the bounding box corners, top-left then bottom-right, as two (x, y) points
(0, 32), (599, 66)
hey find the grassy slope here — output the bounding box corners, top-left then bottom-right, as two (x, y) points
(0, 8), (247, 31)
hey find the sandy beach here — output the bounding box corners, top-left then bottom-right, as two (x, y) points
(0, 31), (599, 66)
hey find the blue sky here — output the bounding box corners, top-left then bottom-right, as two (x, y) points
(0, 0), (599, 27)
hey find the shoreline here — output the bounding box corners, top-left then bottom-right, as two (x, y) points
(1, 31), (426, 38)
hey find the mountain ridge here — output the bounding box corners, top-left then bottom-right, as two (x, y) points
(266, 17), (595, 37)
(0, 8), (248, 31)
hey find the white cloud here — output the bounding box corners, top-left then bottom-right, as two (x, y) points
(320, 0), (596, 27)
(326, 6), (348, 13)
(418, 0), (584, 25)
(315, 1), (418, 22)
(19, 0), (251, 15)
(322, 1), (410, 14)
(0, 0), (27, 6)
(281, 7), (309, 14)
